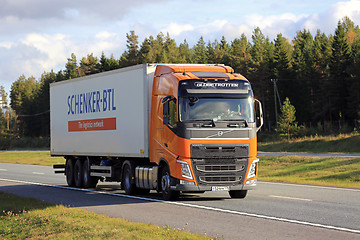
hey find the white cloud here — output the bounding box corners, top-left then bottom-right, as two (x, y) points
(20, 33), (74, 71)
(302, 0), (360, 34)
(197, 20), (228, 35)
(0, 31), (126, 94)
(162, 23), (194, 36)
(331, 0), (360, 21)
(0, 41), (13, 48)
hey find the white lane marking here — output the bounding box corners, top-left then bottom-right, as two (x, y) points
(0, 168), (8, 171)
(269, 195), (312, 202)
(260, 181), (360, 192)
(32, 172), (45, 175)
(0, 178), (359, 235)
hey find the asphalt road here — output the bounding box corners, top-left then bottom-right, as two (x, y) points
(1, 162), (360, 240)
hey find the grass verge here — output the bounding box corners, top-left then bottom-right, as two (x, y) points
(0, 151), (64, 166)
(258, 133), (360, 153)
(0, 191), (211, 240)
(259, 156), (360, 188)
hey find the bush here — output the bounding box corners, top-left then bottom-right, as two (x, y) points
(0, 136), (49, 150)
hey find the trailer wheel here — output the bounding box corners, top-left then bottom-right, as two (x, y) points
(65, 158), (75, 187)
(161, 165), (179, 200)
(83, 159), (98, 188)
(74, 159), (83, 188)
(122, 164), (136, 195)
(229, 190), (247, 199)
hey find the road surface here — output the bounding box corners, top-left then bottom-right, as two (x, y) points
(0, 162), (359, 240)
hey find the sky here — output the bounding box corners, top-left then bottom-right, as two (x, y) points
(1, 0), (360, 99)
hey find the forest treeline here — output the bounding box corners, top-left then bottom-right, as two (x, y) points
(1, 16), (360, 137)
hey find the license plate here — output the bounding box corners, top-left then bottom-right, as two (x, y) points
(211, 186), (230, 191)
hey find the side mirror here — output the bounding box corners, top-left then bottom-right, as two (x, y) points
(255, 99), (263, 132)
(162, 95), (171, 103)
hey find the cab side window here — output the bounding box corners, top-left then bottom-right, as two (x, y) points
(163, 97), (177, 129)
(168, 99), (177, 128)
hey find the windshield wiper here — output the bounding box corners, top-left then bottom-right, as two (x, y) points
(192, 119), (215, 127)
(221, 119), (248, 127)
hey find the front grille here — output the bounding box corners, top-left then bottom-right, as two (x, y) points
(196, 164), (244, 172)
(191, 144), (249, 186)
(199, 175), (240, 183)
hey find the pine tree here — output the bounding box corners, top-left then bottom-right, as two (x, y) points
(313, 30), (332, 122)
(273, 33), (292, 80)
(119, 31), (140, 67)
(327, 21), (352, 121)
(229, 34), (251, 74)
(65, 53), (79, 79)
(220, 36), (230, 64)
(194, 36), (207, 63)
(292, 29), (315, 122)
(179, 39), (194, 63)
(10, 75), (39, 136)
(79, 53), (100, 76)
(207, 39), (223, 63)
(276, 97), (299, 140)
(249, 27), (274, 127)
(164, 33), (180, 63)
(139, 37), (155, 63)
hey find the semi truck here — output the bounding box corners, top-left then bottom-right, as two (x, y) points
(51, 63), (263, 200)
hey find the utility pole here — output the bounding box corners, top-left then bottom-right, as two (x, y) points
(271, 79), (282, 126)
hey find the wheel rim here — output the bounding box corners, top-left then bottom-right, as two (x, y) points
(161, 172), (170, 194)
(83, 167), (88, 184)
(124, 167), (131, 191)
(66, 160), (74, 186)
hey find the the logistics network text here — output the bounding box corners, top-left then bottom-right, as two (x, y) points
(67, 88), (116, 115)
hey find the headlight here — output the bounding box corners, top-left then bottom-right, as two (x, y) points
(247, 158), (259, 179)
(177, 160), (193, 180)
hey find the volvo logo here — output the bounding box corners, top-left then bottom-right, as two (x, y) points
(217, 131), (224, 137)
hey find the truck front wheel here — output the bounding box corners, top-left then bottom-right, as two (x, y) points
(229, 190), (247, 199)
(122, 164), (136, 195)
(161, 166), (180, 200)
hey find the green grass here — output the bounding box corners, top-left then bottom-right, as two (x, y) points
(258, 133), (360, 153)
(0, 192), (212, 240)
(0, 151), (64, 166)
(259, 156), (360, 188)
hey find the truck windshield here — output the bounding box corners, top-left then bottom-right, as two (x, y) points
(179, 97), (254, 123)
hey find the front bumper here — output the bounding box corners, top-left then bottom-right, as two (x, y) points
(171, 178), (257, 191)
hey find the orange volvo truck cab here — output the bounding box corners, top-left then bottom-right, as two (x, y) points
(149, 64), (263, 200)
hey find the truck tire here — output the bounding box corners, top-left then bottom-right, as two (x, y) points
(229, 190), (247, 199)
(65, 158), (75, 187)
(122, 164), (136, 195)
(83, 159), (98, 188)
(161, 165), (180, 200)
(74, 159), (83, 188)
